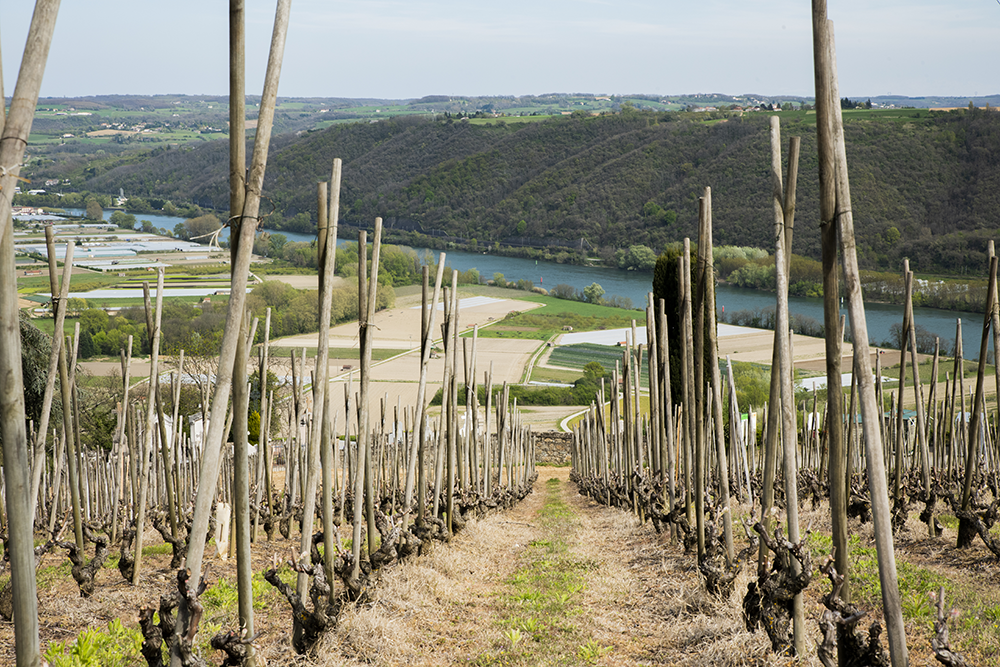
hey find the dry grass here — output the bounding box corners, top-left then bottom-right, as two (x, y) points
(9, 471), (999, 666)
(310, 470), (815, 666)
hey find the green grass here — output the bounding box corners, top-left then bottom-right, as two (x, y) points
(879, 357), (986, 386)
(75, 295), (214, 307)
(471, 301), (639, 343)
(31, 315), (81, 337)
(472, 478), (609, 666)
(44, 619), (144, 667)
(462, 285), (642, 318)
(809, 527), (1000, 662)
(18, 272), (123, 295)
(142, 542), (173, 557)
(766, 106), (938, 127)
(529, 366), (582, 384)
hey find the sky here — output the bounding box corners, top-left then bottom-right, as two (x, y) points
(1, 1), (997, 100)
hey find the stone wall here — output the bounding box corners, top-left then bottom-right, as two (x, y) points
(534, 430), (572, 465)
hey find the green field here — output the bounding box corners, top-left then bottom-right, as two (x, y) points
(548, 343), (650, 386)
(767, 106), (938, 127)
(267, 347), (400, 362)
(466, 115), (558, 126)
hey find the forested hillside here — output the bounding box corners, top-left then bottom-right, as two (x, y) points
(72, 108), (1000, 273)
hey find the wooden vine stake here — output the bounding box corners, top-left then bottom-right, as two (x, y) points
(699, 187), (734, 563)
(320, 160), (342, 596)
(349, 220), (384, 591)
(174, 4), (290, 665)
(0, 4), (61, 663)
(226, 2), (258, 658)
(32, 229), (74, 522)
(958, 255), (997, 547)
(301, 163), (341, 598)
(404, 258), (446, 530)
(769, 116), (806, 654)
(812, 5), (908, 664)
(133, 269), (166, 585)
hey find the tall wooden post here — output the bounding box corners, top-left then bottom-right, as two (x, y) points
(813, 9), (909, 664)
(177, 6), (290, 665)
(404, 259), (445, 528)
(133, 270), (165, 585)
(770, 116), (805, 654)
(701, 188), (734, 563)
(959, 256), (998, 547)
(226, 1), (256, 659)
(320, 161), (342, 595)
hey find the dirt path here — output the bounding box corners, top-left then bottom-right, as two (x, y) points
(315, 468), (780, 666)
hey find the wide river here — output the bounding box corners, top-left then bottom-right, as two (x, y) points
(70, 209), (987, 358)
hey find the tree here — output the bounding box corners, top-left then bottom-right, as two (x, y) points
(652, 246), (714, 406)
(109, 210), (136, 230)
(516, 220), (527, 235)
(282, 241), (317, 268)
(183, 214), (222, 244)
(85, 199), (103, 221)
(618, 245), (658, 270)
(583, 282), (604, 304)
(75, 370), (122, 450)
(550, 283), (578, 300)
(79, 308), (109, 334)
(140, 220), (155, 234)
(268, 233), (288, 256)
(582, 361), (606, 383)
(19, 311), (51, 426)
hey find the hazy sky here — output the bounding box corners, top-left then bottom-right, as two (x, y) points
(2, 1), (997, 100)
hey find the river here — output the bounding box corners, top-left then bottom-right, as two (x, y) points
(63, 208), (987, 358)
(401, 245), (985, 358)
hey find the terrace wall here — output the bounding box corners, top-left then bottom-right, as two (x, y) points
(534, 431), (572, 465)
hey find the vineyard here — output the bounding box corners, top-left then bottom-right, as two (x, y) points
(2, 2), (1000, 667)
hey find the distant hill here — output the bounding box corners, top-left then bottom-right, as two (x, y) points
(19, 100), (1000, 275)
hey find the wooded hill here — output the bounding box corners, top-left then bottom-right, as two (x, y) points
(64, 107), (1000, 274)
